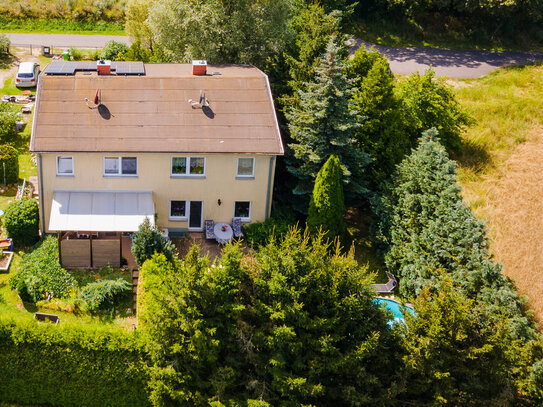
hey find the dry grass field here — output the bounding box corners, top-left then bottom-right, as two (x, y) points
(454, 65), (543, 322)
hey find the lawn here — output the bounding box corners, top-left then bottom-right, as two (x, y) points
(451, 63), (543, 322)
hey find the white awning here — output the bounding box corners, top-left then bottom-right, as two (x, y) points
(49, 191), (155, 232)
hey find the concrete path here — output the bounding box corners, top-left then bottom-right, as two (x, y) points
(2, 33), (131, 49)
(349, 39), (543, 78)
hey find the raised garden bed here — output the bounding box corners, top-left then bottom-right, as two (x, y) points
(0, 251), (14, 271)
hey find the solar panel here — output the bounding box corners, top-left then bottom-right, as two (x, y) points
(45, 61), (145, 76)
(46, 61), (97, 75)
(113, 61), (145, 76)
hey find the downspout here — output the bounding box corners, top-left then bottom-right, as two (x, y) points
(38, 153), (46, 234)
(265, 156), (275, 220)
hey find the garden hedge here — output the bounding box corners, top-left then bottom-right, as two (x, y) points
(0, 317), (151, 406)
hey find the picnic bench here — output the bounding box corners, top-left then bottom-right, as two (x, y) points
(34, 312), (60, 325)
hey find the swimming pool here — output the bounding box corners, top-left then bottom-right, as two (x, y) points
(373, 297), (415, 326)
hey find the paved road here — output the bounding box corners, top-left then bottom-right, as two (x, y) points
(3, 32), (542, 78)
(2, 33), (131, 49)
(349, 39), (543, 78)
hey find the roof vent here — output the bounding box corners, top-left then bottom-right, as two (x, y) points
(192, 60), (207, 76)
(97, 59), (111, 75)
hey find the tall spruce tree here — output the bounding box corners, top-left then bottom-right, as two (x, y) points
(286, 38), (370, 210)
(307, 155), (345, 240)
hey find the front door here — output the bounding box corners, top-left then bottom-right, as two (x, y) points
(189, 201), (203, 229)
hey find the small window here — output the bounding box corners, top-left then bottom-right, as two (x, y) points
(171, 157), (187, 175)
(171, 156), (206, 177)
(104, 157), (137, 176)
(189, 157), (205, 175)
(121, 157), (137, 175)
(234, 201), (251, 221)
(170, 200), (187, 219)
(237, 157), (254, 178)
(56, 156), (73, 176)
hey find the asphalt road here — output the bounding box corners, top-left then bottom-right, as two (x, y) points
(2, 32), (131, 49)
(3, 32), (542, 78)
(349, 38), (543, 78)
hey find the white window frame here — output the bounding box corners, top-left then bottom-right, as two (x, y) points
(103, 156), (138, 177)
(233, 201), (251, 222)
(56, 156), (74, 176)
(236, 157), (255, 179)
(170, 156), (206, 178)
(169, 200), (188, 221)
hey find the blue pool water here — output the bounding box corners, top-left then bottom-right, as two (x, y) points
(373, 297), (415, 326)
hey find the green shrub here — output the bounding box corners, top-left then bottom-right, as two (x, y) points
(69, 46), (83, 61)
(80, 278), (131, 311)
(243, 207), (296, 248)
(131, 217), (175, 266)
(0, 144), (19, 184)
(0, 33), (9, 56)
(0, 317), (150, 406)
(101, 40), (129, 60)
(0, 103), (19, 145)
(4, 198), (39, 246)
(10, 235), (75, 303)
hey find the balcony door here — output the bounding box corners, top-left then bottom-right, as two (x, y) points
(189, 201), (203, 230)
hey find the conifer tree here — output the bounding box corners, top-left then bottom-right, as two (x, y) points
(349, 55), (407, 186)
(307, 155), (345, 240)
(380, 130), (543, 401)
(286, 38), (370, 209)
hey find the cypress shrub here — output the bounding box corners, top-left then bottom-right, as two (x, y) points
(0, 317), (150, 406)
(307, 155), (345, 241)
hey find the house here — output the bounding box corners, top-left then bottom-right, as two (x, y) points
(30, 60), (283, 268)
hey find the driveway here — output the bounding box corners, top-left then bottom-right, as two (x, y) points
(349, 39), (543, 78)
(1, 33), (131, 49)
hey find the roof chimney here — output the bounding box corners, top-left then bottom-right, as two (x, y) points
(97, 59), (111, 75)
(192, 60), (207, 76)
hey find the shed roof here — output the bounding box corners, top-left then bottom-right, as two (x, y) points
(31, 63), (283, 155)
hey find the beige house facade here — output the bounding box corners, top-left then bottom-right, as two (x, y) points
(30, 61), (283, 267)
(38, 152), (276, 233)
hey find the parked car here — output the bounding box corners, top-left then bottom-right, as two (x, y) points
(16, 62), (40, 87)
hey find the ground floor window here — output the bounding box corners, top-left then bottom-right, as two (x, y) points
(234, 201), (251, 221)
(170, 200), (187, 219)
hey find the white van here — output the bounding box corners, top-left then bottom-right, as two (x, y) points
(16, 62), (40, 88)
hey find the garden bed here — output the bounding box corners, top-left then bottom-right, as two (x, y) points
(0, 251), (13, 271)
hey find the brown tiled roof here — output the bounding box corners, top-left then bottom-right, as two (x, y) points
(30, 63), (283, 155)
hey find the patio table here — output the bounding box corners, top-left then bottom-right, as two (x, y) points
(214, 222), (233, 244)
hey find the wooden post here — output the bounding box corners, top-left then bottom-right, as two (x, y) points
(89, 232), (93, 268)
(57, 232), (62, 266)
(119, 232), (122, 266)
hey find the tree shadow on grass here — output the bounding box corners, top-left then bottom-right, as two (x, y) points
(0, 54), (17, 70)
(452, 138), (492, 175)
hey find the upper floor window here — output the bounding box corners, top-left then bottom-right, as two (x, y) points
(104, 157), (137, 176)
(171, 157), (205, 177)
(56, 156), (73, 176)
(236, 157), (254, 178)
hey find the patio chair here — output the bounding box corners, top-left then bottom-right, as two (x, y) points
(232, 217), (243, 238)
(372, 271), (398, 294)
(205, 220), (215, 240)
